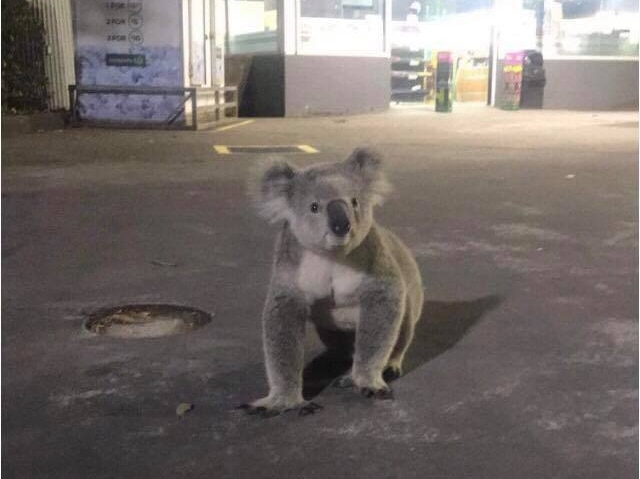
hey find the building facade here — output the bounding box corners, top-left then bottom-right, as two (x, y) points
(226, 0), (639, 115)
(62, 0), (639, 124)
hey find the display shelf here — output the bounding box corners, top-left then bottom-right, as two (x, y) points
(391, 47), (426, 103)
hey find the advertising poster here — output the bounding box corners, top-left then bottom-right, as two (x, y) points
(74, 0), (184, 122)
(502, 51), (524, 110)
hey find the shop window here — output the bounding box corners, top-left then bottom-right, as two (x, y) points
(543, 0), (639, 57)
(227, 0), (278, 54)
(391, 0), (497, 51)
(297, 0), (385, 55)
(300, 0), (383, 18)
(392, 0), (491, 21)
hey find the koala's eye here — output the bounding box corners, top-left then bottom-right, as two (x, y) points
(351, 198), (359, 208)
(310, 202), (319, 213)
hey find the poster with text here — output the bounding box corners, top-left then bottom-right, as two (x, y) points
(74, 0), (184, 123)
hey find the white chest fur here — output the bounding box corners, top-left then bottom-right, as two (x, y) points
(296, 252), (365, 306)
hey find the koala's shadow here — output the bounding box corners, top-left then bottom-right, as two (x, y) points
(302, 294), (502, 400)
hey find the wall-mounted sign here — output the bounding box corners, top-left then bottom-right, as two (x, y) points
(74, 0), (184, 122)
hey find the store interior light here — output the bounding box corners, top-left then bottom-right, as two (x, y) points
(423, 10), (492, 52)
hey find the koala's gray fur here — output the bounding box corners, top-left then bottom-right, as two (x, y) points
(242, 148), (423, 417)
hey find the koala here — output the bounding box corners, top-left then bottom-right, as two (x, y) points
(240, 147), (424, 417)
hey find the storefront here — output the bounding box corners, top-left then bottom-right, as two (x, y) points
(390, 0), (639, 110)
(71, 0), (638, 123)
(226, 0), (637, 116)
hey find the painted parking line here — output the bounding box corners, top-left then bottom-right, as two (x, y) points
(213, 145), (231, 154)
(212, 145), (320, 155)
(297, 144), (319, 153)
(213, 119), (254, 132)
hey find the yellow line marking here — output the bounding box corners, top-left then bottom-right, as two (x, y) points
(297, 145), (319, 153)
(213, 145), (230, 154)
(213, 119), (254, 132)
(212, 145), (320, 155)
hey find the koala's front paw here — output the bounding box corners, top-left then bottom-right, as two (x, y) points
(333, 373), (394, 400)
(383, 364), (403, 382)
(237, 402), (281, 418)
(237, 396), (322, 418)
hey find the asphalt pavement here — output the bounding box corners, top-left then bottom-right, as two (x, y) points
(2, 105), (638, 478)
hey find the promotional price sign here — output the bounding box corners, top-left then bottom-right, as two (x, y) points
(74, 0), (184, 122)
(501, 51), (524, 110)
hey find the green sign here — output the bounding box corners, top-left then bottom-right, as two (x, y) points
(105, 53), (146, 67)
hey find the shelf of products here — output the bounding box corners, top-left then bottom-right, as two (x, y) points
(391, 47), (428, 103)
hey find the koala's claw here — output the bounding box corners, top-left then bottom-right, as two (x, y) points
(333, 375), (394, 399)
(298, 401), (323, 416)
(237, 400), (322, 418)
(237, 404), (276, 418)
(383, 365), (403, 382)
(360, 387), (394, 400)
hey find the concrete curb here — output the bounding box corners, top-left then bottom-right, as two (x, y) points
(2, 111), (67, 137)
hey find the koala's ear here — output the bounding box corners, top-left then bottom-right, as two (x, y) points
(344, 147), (391, 204)
(251, 160), (297, 223)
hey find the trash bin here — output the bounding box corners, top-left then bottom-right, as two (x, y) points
(520, 50), (546, 109)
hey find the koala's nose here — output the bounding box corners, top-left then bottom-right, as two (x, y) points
(327, 200), (351, 237)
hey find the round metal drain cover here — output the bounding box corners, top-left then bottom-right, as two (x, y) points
(85, 304), (212, 338)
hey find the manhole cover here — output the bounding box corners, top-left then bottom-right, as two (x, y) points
(85, 304), (212, 338)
